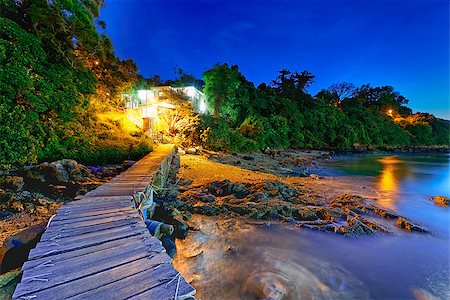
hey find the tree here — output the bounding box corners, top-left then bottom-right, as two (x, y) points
(271, 69), (315, 109)
(202, 63), (241, 119)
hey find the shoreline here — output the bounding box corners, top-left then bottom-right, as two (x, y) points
(159, 151), (434, 240)
(169, 151), (448, 299)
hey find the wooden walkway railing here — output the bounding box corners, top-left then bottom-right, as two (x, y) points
(13, 144), (195, 300)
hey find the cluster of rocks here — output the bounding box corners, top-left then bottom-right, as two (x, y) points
(173, 179), (430, 237)
(0, 159), (135, 200)
(0, 191), (60, 221)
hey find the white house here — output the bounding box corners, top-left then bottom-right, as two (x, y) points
(122, 85), (208, 134)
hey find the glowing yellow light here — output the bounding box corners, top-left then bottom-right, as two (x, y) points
(376, 156), (400, 210)
(95, 61), (99, 65)
(141, 105), (158, 118)
(138, 90), (147, 101)
(157, 102), (176, 109)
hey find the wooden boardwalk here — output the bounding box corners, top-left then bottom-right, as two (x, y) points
(13, 144), (196, 300)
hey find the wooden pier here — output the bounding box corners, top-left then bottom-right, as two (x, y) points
(13, 144), (195, 300)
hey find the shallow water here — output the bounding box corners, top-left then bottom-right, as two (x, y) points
(174, 153), (450, 300)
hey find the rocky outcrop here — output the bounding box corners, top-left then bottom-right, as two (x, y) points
(175, 180), (431, 237)
(24, 159), (93, 184)
(395, 218), (430, 233)
(429, 195), (450, 206)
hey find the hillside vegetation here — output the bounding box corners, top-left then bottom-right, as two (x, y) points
(199, 64), (449, 152)
(0, 0), (151, 167)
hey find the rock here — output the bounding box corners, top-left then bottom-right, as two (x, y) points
(230, 183), (250, 198)
(309, 174), (323, 180)
(341, 223), (367, 237)
(429, 195), (450, 206)
(186, 147), (197, 154)
(243, 155), (255, 161)
(395, 217), (430, 233)
(121, 160), (136, 169)
(24, 159), (93, 184)
(198, 194), (216, 203)
(0, 223), (46, 273)
(0, 176), (24, 192)
(13, 191), (32, 202)
(178, 148), (186, 155)
(293, 207), (318, 221)
(172, 215), (190, 239)
(192, 204), (221, 216)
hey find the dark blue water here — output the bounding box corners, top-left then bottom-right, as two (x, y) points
(176, 153), (450, 299)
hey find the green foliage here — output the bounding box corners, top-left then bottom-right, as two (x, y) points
(0, 2), (149, 167)
(200, 65), (448, 152)
(200, 116), (258, 152)
(202, 63), (242, 121)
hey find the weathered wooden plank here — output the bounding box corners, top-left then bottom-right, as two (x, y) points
(84, 190), (140, 197)
(36, 224), (144, 250)
(43, 215), (141, 234)
(14, 254), (169, 299)
(50, 210), (134, 225)
(65, 197), (131, 204)
(72, 195), (133, 202)
(128, 275), (196, 300)
(18, 243), (168, 297)
(47, 213), (139, 229)
(28, 226), (145, 260)
(52, 206), (131, 221)
(68, 263), (180, 300)
(22, 235), (164, 271)
(58, 202), (132, 212)
(40, 218), (141, 241)
(55, 204), (133, 215)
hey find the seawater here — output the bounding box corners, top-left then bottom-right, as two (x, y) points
(174, 153), (450, 300)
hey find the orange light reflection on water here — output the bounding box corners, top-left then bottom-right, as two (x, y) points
(376, 156), (401, 210)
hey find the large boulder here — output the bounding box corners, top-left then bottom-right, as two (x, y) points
(0, 224), (46, 273)
(24, 159), (92, 184)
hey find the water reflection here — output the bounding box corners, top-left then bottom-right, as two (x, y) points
(376, 156), (400, 210)
(175, 154), (450, 300)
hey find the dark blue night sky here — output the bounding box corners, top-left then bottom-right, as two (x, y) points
(101, 0), (449, 119)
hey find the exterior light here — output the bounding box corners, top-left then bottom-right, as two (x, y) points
(157, 102), (176, 109)
(138, 90), (147, 101)
(106, 92), (110, 96)
(141, 105), (158, 118)
(95, 61), (99, 65)
(199, 100), (206, 113)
